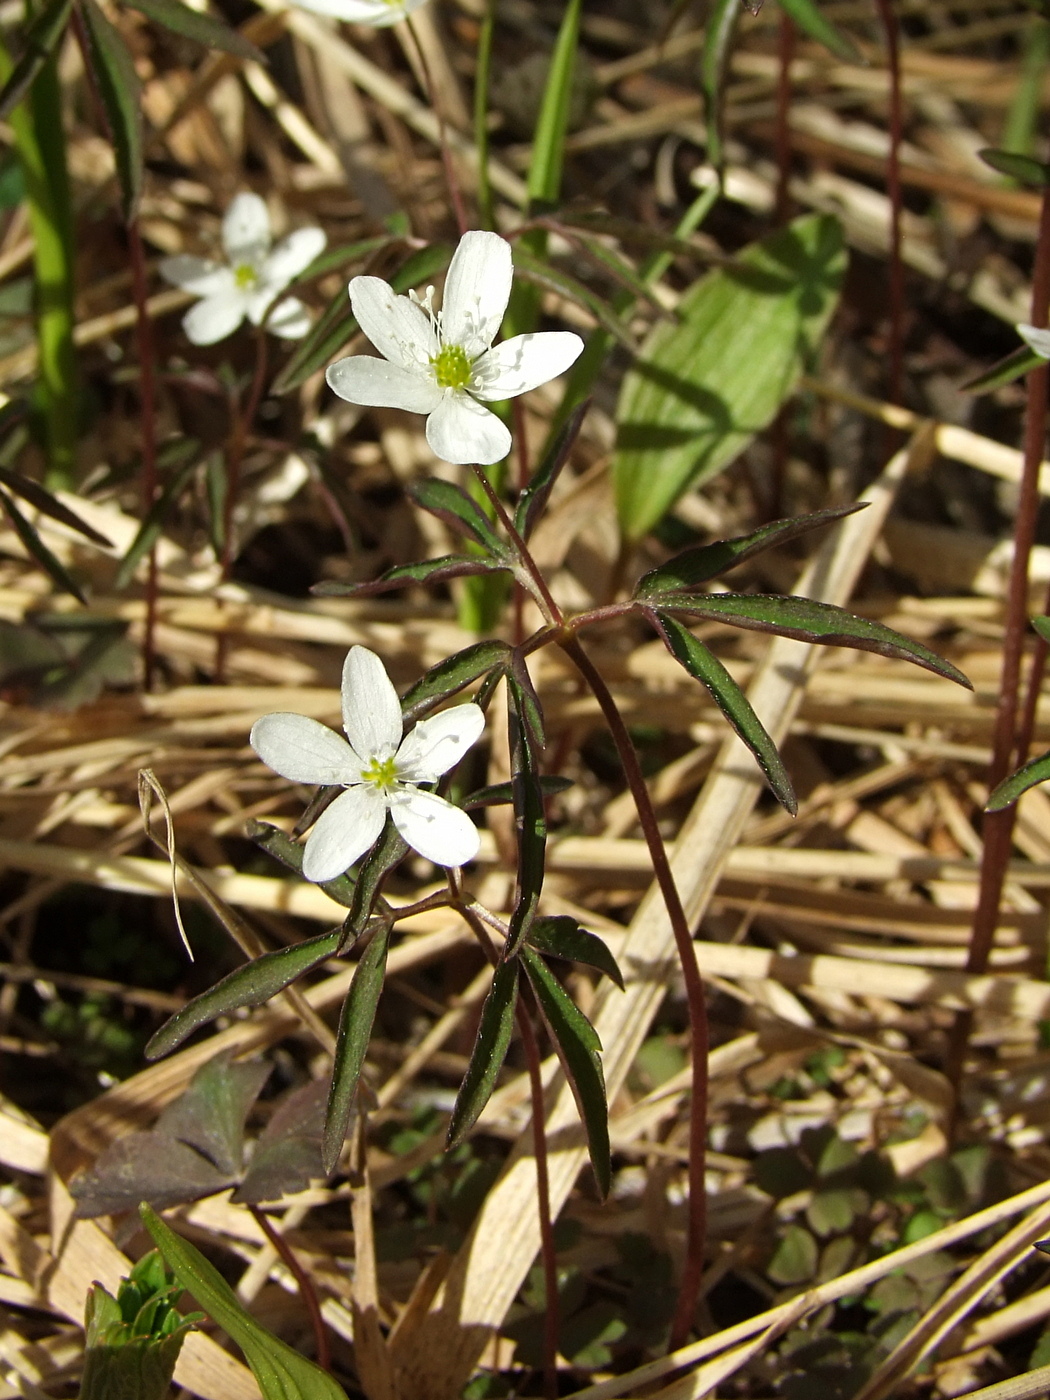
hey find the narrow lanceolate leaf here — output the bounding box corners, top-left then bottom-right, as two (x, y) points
(1032, 615), (1050, 645)
(521, 948), (610, 1198)
(614, 214), (846, 541)
(273, 242), (452, 395)
(526, 915), (624, 990)
(963, 343), (1044, 395)
(987, 749), (1050, 811)
(979, 146), (1050, 186)
(0, 0), (72, 122)
(246, 819), (357, 908)
(778, 0), (861, 60)
(511, 247), (636, 350)
(647, 610), (796, 814)
(462, 776), (573, 810)
(312, 555), (504, 598)
(412, 478), (509, 558)
(344, 819), (407, 938)
(447, 959), (519, 1147)
(295, 234), (393, 281)
(124, 0), (263, 58)
(658, 593), (973, 688)
(514, 401), (588, 540)
(145, 929), (343, 1059)
(115, 457), (198, 589)
(636, 505), (863, 598)
(141, 1206), (350, 1400)
(0, 487), (84, 603)
(700, 0), (741, 172)
(400, 639), (511, 724)
(0, 468), (111, 544)
(80, 0), (143, 220)
(504, 662), (547, 958)
(323, 922), (390, 1174)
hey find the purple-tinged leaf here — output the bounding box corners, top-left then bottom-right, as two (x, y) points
(234, 1079), (328, 1204)
(156, 1053), (270, 1175)
(0, 0), (72, 122)
(400, 639), (512, 724)
(526, 915), (624, 991)
(447, 959), (518, 1147)
(462, 775), (572, 809)
(0, 487), (85, 603)
(987, 749), (1050, 811)
(0, 469), (110, 545)
(312, 554), (504, 598)
(511, 246), (636, 350)
(72, 1134), (234, 1217)
(412, 478), (509, 558)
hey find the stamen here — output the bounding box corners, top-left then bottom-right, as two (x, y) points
(431, 343), (473, 390)
(362, 755), (399, 790)
(234, 263), (257, 289)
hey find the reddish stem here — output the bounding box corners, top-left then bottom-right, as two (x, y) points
(873, 0), (905, 405)
(127, 221), (159, 692)
(249, 1205), (331, 1371)
(517, 1001), (559, 1400)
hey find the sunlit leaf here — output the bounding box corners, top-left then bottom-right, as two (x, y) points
(511, 246), (636, 349)
(246, 819), (358, 909)
(987, 749), (1050, 810)
(399, 639), (511, 724)
(313, 554), (505, 598)
(462, 775), (572, 809)
(700, 0), (741, 172)
(526, 915), (624, 990)
(411, 478), (510, 557)
(447, 958), (518, 1147)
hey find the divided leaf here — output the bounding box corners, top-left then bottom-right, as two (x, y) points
(234, 1078), (327, 1205)
(447, 958), (519, 1147)
(155, 1053), (271, 1176)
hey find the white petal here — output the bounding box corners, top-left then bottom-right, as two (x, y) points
(441, 231), (513, 358)
(390, 787), (480, 867)
(425, 392), (511, 465)
(302, 785), (388, 881)
(349, 276), (438, 370)
(182, 291), (248, 345)
(262, 226), (327, 290)
(341, 646), (404, 761)
(1019, 323), (1050, 359)
(159, 255), (228, 296)
(472, 331), (584, 401)
(250, 712), (361, 784)
(326, 355), (443, 413)
(223, 193), (271, 263)
(266, 296), (312, 340)
(396, 704), (485, 782)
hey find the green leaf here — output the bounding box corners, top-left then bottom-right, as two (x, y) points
(514, 401), (587, 540)
(298, 234), (393, 281)
(511, 247), (636, 350)
(0, 467), (111, 544)
(0, 486), (85, 602)
(778, 0), (861, 60)
(115, 457), (198, 589)
(525, 915), (624, 990)
(504, 660), (547, 957)
(323, 922), (390, 1174)
(647, 610), (796, 813)
(521, 947), (610, 1198)
(987, 748), (1050, 810)
(141, 1205), (350, 1400)
(246, 819), (358, 908)
(979, 146), (1050, 185)
(0, 0), (72, 122)
(411, 478), (509, 557)
(963, 342), (1045, 394)
(767, 1223), (818, 1285)
(699, 0), (741, 173)
(400, 639), (511, 724)
(273, 242), (452, 395)
(1033, 615), (1050, 645)
(658, 593), (974, 688)
(614, 214), (846, 541)
(526, 0), (582, 207)
(312, 554), (505, 598)
(80, 1254), (198, 1400)
(123, 0), (263, 59)
(80, 0), (143, 221)
(462, 775), (573, 809)
(447, 958), (519, 1147)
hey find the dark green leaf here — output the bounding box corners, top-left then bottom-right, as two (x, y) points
(987, 749), (1050, 810)
(979, 146), (1050, 185)
(658, 593), (973, 688)
(636, 505), (863, 596)
(963, 342), (1044, 394)
(767, 1223), (818, 1285)
(447, 959), (519, 1147)
(462, 775), (573, 809)
(614, 214), (846, 540)
(526, 915), (624, 990)
(145, 929), (342, 1060)
(399, 639), (511, 724)
(156, 1053), (270, 1176)
(115, 457), (198, 590)
(647, 610), (796, 813)
(312, 554), (505, 598)
(246, 819), (357, 908)
(141, 1205), (350, 1400)
(411, 478), (509, 558)
(511, 247), (636, 350)
(344, 817), (407, 935)
(0, 0), (72, 123)
(521, 947), (610, 1198)
(0, 467), (111, 544)
(273, 242), (452, 395)
(514, 401), (588, 540)
(124, 0), (263, 59)
(323, 922), (390, 1173)
(80, 0), (143, 221)
(504, 661), (547, 957)
(778, 0), (861, 60)
(0, 486), (85, 602)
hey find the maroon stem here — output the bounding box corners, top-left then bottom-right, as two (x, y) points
(517, 1001), (559, 1400)
(558, 632), (708, 1347)
(469, 462), (562, 624)
(774, 11), (795, 224)
(873, 0), (904, 405)
(249, 1205), (331, 1371)
(127, 221), (159, 692)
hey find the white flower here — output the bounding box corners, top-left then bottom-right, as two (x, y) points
(160, 193), (326, 346)
(288, 0), (428, 23)
(325, 229), (585, 465)
(250, 646), (485, 880)
(1019, 323), (1050, 359)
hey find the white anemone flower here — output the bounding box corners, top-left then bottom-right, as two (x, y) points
(326, 229), (584, 465)
(1019, 323), (1050, 359)
(289, 0), (428, 23)
(161, 193), (326, 346)
(250, 646), (485, 880)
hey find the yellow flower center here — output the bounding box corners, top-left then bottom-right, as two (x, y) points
(432, 344), (472, 390)
(234, 263), (257, 289)
(362, 754), (398, 790)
